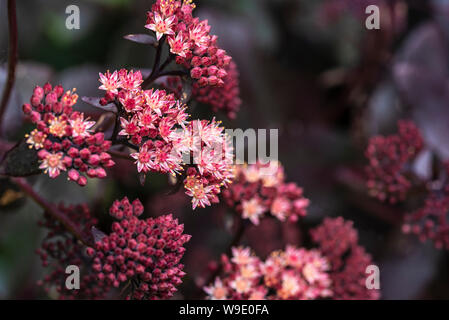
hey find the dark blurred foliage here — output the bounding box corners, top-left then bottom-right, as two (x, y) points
(1, 0), (449, 299)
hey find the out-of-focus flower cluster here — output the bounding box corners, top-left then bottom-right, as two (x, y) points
(163, 60), (241, 119)
(402, 161), (449, 250)
(86, 197), (191, 299)
(311, 217), (380, 300)
(365, 120), (449, 250)
(98, 69), (234, 209)
(223, 161), (310, 225)
(204, 246), (332, 300)
(146, 0), (232, 88)
(22, 83), (115, 186)
(320, 0), (385, 23)
(36, 203), (110, 299)
(365, 120), (423, 204)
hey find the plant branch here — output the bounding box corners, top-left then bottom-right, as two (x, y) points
(11, 177), (94, 247)
(0, 0), (18, 134)
(142, 38), (164, 89)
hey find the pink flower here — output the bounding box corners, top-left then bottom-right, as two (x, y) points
(204, 278), (228, 300)
(168, 33), (190, 58)
(39, 152), (66, 178)
(118, 90), (144, 113)
(118, 69), (143, 91)
(99, 70), (121, 94)
(25, 129), (47, 149)
(69, 114), (95, 138)
(185, 181), (214, 209)
(241, 198), (266, 225)
(145, 12), (176, 40)
(131, 145), (154, 173)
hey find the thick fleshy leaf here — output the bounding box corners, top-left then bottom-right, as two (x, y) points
(393, 23), (449, 160)
(81, 96), (118, 113)
(0, 140), (41, 177)
(123, 34), (157, 46)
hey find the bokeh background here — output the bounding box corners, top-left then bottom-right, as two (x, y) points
(1, 0), (449, 299)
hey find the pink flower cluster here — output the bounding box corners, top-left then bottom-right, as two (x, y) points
(310, 217), (380, 300)
(204, 246), (332, 300)
(86, 197), (191, 300)
(365, 120), (423, 204)
(164, 61), (241, 119)
(98, 69), (234, 209)
(22, 83), (115, 186)
(36, 203), (110, 299)
(223, 161), (310, 225)
(146, 0), (232, 87)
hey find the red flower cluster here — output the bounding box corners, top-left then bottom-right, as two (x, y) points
(146, 0), (232, 87)
(86, 197), (191, 299)
(204, 246), (332, 300)
(164, 61), (241, 119)
(36, 203), (110, 299)
(22, 83), (115, 186)
(365, 120), (423, 203)
(310, 217), (380, 300)
(223, 161), (310, 225)
(99, 69), (234, 209)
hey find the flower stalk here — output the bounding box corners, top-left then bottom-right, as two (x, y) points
(0, 0), (18, 135)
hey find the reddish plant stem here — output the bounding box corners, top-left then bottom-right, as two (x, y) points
(142, 38), (164, 89)
(11, 177), (94, 247)
(0, 0), (18, 134)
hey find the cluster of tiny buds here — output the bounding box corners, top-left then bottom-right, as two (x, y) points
(310, 217), (380, 300)
(204, 246), (332, 300)
(163, 60), (242, 119)
(86, 197), (191, 299)
(22, 83), (114, 186)
(146, 0), (232, 87)
(365, 120), (423, 203)
(223, 161), (310, 225)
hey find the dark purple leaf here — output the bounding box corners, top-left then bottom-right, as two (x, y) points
(123, 34), (157, 46)
(0, 139), (41, 177)
(81, 96), (117, 113)
(91, 226), (107, 243)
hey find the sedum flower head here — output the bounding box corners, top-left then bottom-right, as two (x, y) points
(204, 246), (332, 300)
(98, 69), (234, 209)
(22, 83), (115, 186)
(146, 0), (233, 88)
(223, 161), (310, 224)
(87, 197), (191, 299)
